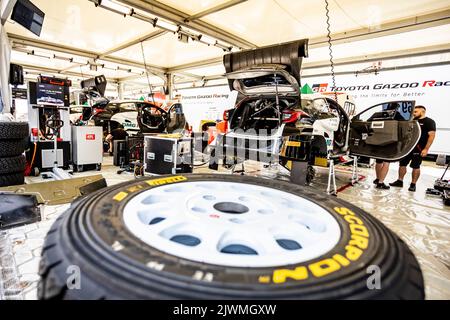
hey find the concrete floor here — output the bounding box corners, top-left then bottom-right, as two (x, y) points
(0, 157), (448, 300)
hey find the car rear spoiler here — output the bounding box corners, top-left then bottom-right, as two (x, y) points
(223, 39), (309, 91)
(81, 75), (107, 97)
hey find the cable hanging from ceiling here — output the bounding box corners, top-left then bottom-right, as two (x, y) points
(140, 41), (156, 105)
(324, 0), (338, 102)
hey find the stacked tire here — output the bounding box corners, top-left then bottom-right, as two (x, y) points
(0, 122), (29, 187)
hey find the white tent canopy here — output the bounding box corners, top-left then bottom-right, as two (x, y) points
(3, 0), (450, 96)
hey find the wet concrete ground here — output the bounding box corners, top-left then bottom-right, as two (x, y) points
(0, 157), (448, 299)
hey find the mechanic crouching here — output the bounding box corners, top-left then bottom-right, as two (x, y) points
(389, 105), (436, 192)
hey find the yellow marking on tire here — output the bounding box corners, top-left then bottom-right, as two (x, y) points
(344, 215), (363, 225)
(345, 245), (364, 261)
(349, 234), (369, 249)
(127, 185), (144, 193)
(273, 266), (308, 283)
(349, 224), (369, 237)
(258, 276), (271, 284)
(309, 258), (341, 277)
(113, 191), (128, 202)
(266, 206), (370, 284)
(333, 254), (351, 267)
(334, 207), (355, 216)
(145, 175), (187, 186)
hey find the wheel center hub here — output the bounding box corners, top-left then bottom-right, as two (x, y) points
(213, 202), (249, 214)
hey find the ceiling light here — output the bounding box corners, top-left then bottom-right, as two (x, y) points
(155, 19), (179, 32)
(30, 51), (51, 59)
(214, 41), (233, 52)
(117, 66), (132, 72)
(53, 54), (73, 62)
(13, 47), (33, 55)
(93, 0), (131, 16)
(102, 65), (117, 71)
(198, 35), (216, 46)
(129, 10), (157, 24)
(71, 58), (88, 65)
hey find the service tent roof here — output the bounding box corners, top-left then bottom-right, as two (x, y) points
(4, 0), (450, 95)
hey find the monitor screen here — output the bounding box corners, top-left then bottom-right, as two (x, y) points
(36, 83), (65, 107)
(11, 0), (45, 37)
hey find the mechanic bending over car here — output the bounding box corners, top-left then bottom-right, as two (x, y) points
(104, 124), (129, 155)
(389, 105), (436, 192)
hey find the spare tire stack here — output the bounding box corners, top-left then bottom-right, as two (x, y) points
(0, 122), (29, 187)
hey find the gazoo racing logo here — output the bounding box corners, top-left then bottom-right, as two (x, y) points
(312, 83), (329, 92)
(306, 80), (450, 92)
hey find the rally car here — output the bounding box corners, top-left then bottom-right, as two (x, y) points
(90, 100), (188, 135)
(209, 40), (421, 180)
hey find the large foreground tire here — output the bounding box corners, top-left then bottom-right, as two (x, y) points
(0, 122), (29, 140)
(0, 138), (28, 157)
(38, 174), (424, 300)
(0, 172), (25, 187)
(0, 155), (26, 175)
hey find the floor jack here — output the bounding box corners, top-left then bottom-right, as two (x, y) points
(426, 162), (450, 206)
(41, 118), (72, 180)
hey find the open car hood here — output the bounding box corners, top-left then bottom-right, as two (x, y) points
(226, 65), (300, 95)
(223, 39), (308, 96)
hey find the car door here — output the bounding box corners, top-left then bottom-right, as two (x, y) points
(166, 103), (187, 133)
(111, 102), (139, 133)
(349, 101), (421, 160)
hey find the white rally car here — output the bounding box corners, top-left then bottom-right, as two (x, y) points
(209, 40), (422, 181)
(91, 100), (188, 135)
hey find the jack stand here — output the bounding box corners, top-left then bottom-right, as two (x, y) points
(327, 160), (337, 196)
(351, 156), (359, 185)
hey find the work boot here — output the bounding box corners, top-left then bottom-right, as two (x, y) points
(376, 182), (390, 189)
(389, 180), (404, 187)
(373, 178), (379, 185)
(408, 183), (416, 192)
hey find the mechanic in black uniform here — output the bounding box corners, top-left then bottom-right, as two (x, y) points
(389, 105), (436, 192)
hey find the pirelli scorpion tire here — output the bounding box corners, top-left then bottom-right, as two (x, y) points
(38, 174), (424, 300)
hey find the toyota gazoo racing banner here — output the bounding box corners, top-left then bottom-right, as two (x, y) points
(302, 65), (450, 155)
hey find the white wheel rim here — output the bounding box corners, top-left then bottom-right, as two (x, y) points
(123, 181), (341, 268)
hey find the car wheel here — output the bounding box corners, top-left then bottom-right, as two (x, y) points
(38, 174), (424, 300)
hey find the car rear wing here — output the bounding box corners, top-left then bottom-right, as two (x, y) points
(81, 75), (107, 97)
(223, 39), (309, 91)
